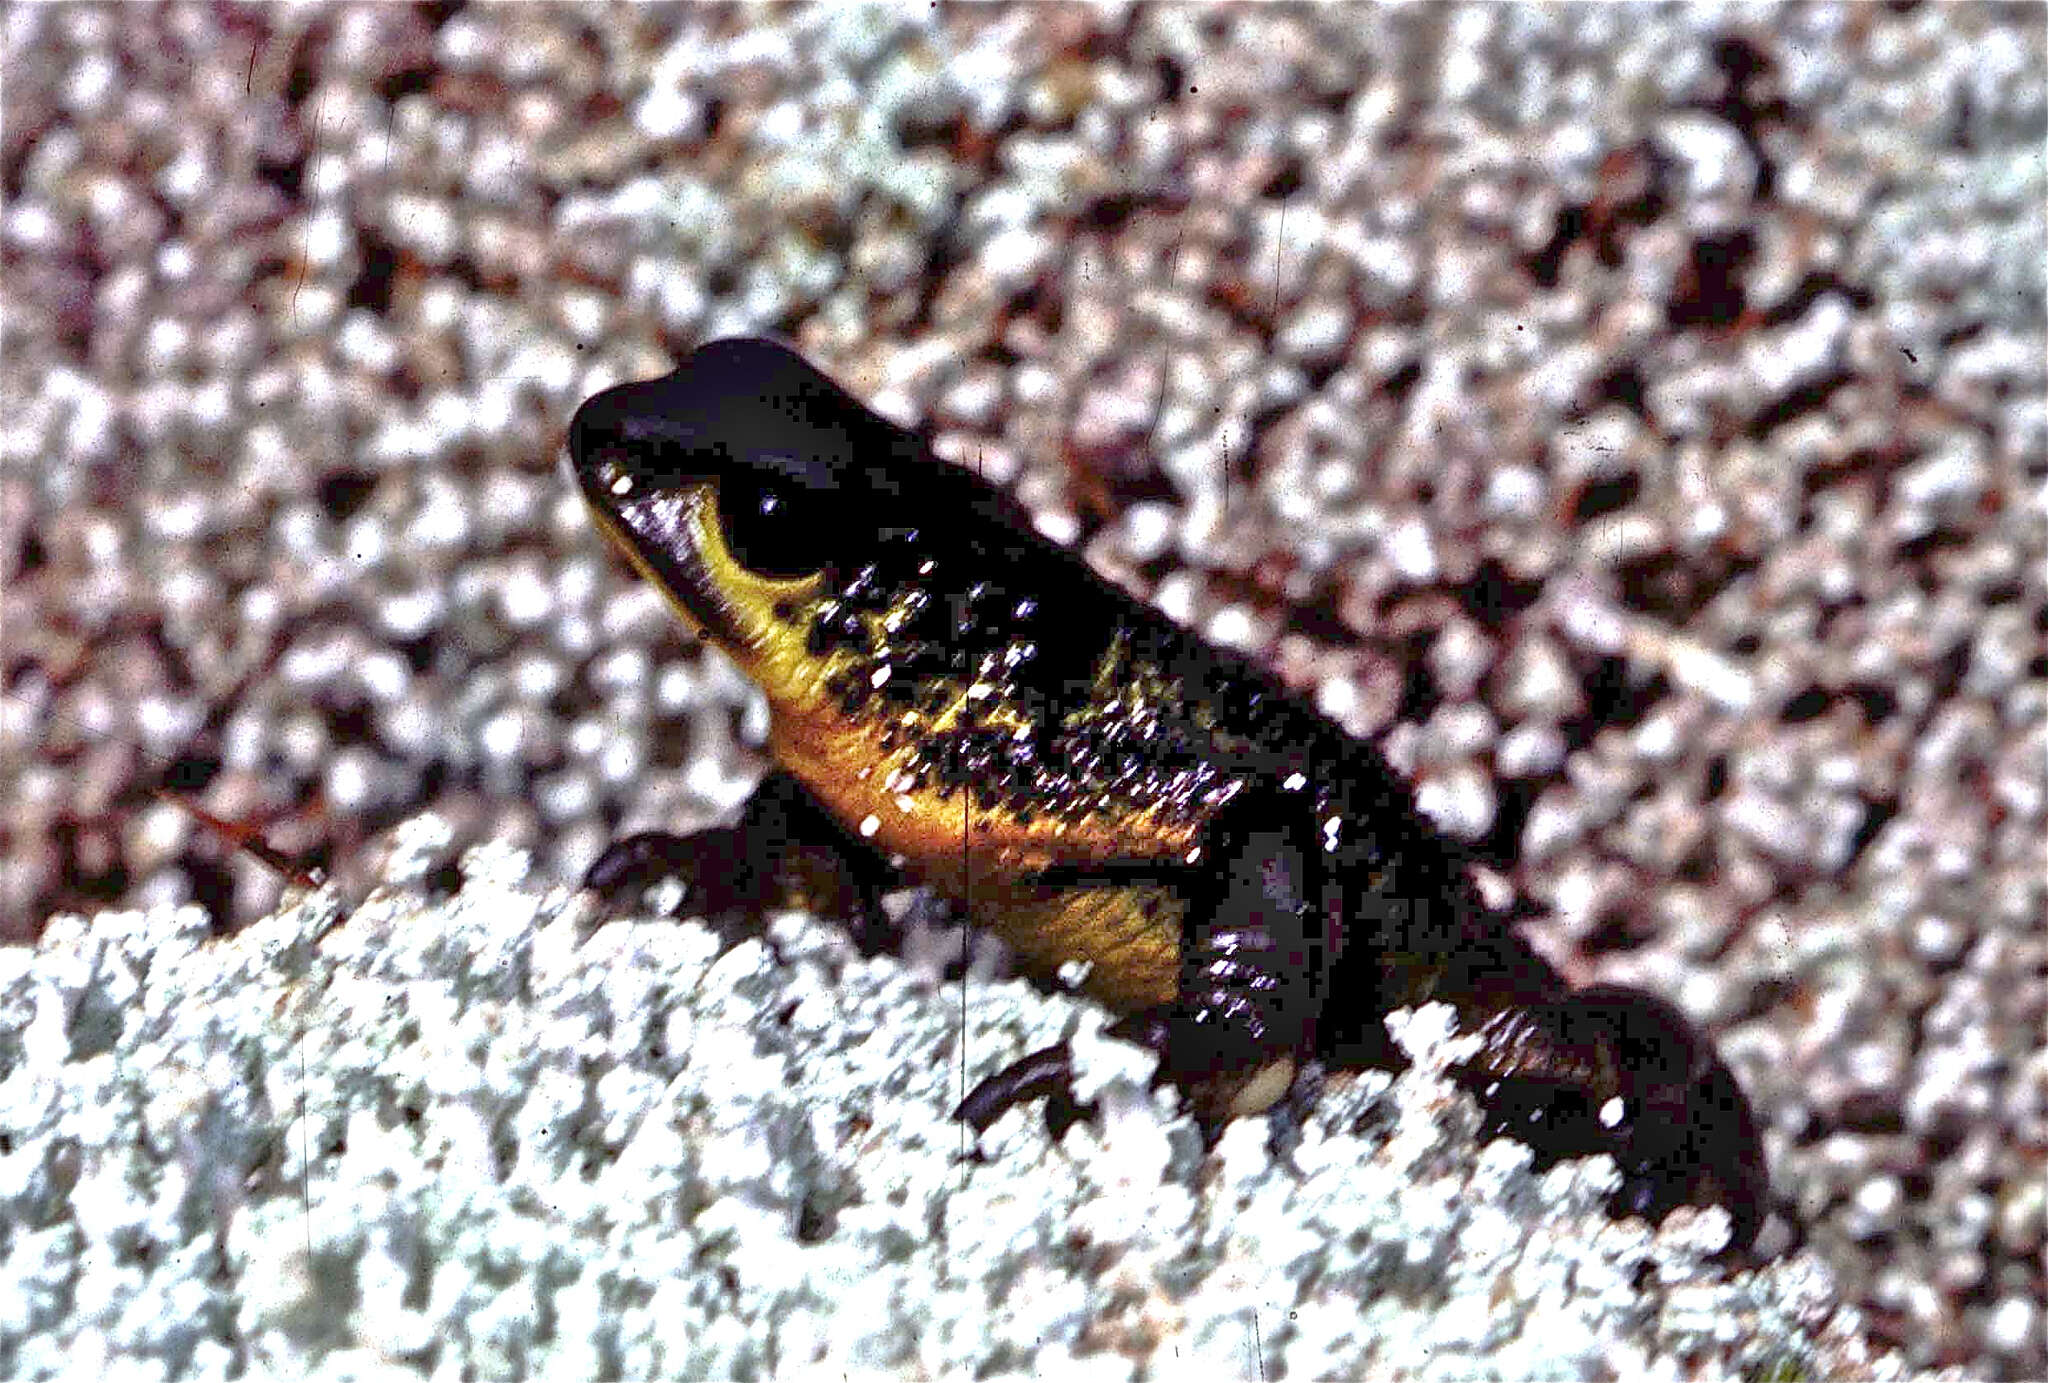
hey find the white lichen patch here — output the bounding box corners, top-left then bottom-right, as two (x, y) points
(0, 841), (1916, 1379)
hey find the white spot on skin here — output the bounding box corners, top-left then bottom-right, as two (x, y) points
(871, 667), (892, 689)
(859, 815), (881, 838)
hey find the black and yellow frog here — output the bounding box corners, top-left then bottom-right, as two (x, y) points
(567, 337), (1768, 1254)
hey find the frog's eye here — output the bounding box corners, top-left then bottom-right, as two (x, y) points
(715, 468), (831, 579)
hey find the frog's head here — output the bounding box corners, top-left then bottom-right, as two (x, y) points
(567, 338), (901, 663)
(569, 337), (1069, 723)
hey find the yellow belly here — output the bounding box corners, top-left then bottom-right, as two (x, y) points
(963, 881), (1182, 1014)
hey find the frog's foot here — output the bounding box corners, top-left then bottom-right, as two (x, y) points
(955, 1009), (1170, 1143)
(581, 770), (892, 950)
(954, 1040), (1098, 1144)
(1458, 984), (1769, 1257)
(583, 824), (764, 928)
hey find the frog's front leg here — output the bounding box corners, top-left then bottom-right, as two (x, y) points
(957, 787), (1337, 1145)
(583, 769), (896, 950)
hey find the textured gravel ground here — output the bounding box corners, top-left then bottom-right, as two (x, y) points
(3, 2), (2044, 1377)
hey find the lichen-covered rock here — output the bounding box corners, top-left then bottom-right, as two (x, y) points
(1, 834), (1911, 1380)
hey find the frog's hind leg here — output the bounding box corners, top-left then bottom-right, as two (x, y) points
(956, 786), (1339, 1146)
(1152, 786), (1342, 1135)
(1445, 958), (1771, 1256)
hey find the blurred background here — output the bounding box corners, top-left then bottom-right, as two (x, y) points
(3, 2), (2042, 1374)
